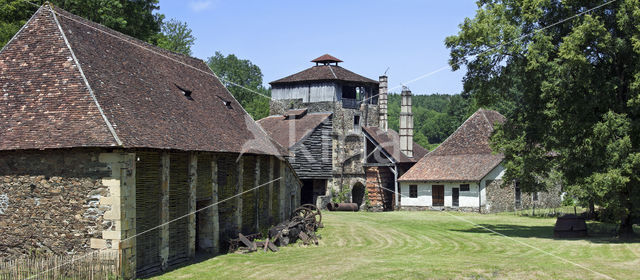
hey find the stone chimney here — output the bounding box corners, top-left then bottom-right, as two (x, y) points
(378, 75), (388, 131)
(399, 86), (413, 158)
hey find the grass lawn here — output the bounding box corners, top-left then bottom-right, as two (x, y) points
(148, 211), (640, 279)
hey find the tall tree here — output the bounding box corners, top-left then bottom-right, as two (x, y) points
(446, 0), (640, 235)
(0, 0), (163, 47)
(206, 51), (271, 120)
(154, 19), (195, 55)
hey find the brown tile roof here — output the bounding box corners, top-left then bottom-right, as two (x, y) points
(362, 126), (428, 163)
(399, 109), (505, 182)
(257, 111), (332, 148)
(270, 65), (378, 85)
(0, 6), (286, 156)
(311, 54), (343, 63)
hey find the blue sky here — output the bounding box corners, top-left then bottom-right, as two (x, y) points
(158, 1), (479, 95)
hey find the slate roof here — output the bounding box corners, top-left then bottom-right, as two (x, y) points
(399, 109), (505, 182)
(270, 64), (378, 85)
(0, 5), (286, 156)
(362, 126), (428, 164)
(257, 110), (332, 148)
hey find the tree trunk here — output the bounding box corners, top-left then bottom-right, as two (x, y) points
(588, 201), (595, 219)
(619, 214), (636, 238)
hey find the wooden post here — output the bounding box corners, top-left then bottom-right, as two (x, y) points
(254, 157), (260, 232)
(279, 160), (286, 222)
(237, 157), (243, 234)
(268, 157), (274, 224)
(211, 156), (219, 254)
(188, 153), (197, 258)
(160, 152), (170, 271)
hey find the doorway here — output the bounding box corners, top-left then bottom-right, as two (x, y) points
(452, 188), (459, 207)
(432, 185), (444, 206)
(352, 183), (366, 207)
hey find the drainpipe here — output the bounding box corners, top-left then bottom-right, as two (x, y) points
(390, 164), (399, 210)
(478, 180), (482, 213)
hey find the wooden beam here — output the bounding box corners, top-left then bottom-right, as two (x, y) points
(254, 157), (260, 232)
(160, 152), (170, 271)
(188, 153), (197, 258)
(268, 157), (274, 224)
(211, 156), (219, 254)
(237, 156), (243, 234)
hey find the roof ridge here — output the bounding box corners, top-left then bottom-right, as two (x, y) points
(327, 65), (338, 79)
(48, 5), (122, 146)
(0, 5), (42, 55)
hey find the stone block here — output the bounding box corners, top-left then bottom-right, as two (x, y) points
(90, 238), (106, 249)
(102, 230), (121, 240)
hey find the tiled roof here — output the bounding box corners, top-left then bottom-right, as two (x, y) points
(399, 109), (505, 182)
(0, 6), (286, 156)
(362, 126), (428, 163)
(257, 111), (332, 148)
(311, 54), (343, 63)
(269, 65), (378, 85)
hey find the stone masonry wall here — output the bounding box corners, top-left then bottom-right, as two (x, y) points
(485, 180), (562, 213)
(0, 149), (111, 260)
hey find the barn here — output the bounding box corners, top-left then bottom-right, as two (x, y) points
(0, 5), (301, 278)
(398, 109), (561, 212)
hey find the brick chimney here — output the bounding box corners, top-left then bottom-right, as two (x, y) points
(378, 75), (388, 131)
(399, 87), (413, 158)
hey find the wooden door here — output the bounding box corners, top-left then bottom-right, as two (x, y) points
(452, 188), (459, 207)
(432, 185), (444, 206)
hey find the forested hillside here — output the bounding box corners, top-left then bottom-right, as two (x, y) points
(387, 93), (476, 150)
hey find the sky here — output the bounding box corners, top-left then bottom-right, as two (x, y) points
(158, 1), (479, 95)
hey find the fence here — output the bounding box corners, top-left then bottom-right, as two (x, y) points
(0, 251), (120, 280)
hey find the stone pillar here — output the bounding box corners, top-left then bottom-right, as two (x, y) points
(399, 87), (414, 158)
(236, 157), (243, 234)
(210, 156), (219, 254)
(159, 152), (170, 271)
(254, 157), (260, 232)
(268, 157), (274, 224)
(187, 153), (197, 258)
(378, 75), (388, 131)
(279, 160), (286, 222)
(96, 152), (136, 279)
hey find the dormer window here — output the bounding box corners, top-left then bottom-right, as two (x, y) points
(217, 96), (233, 109)
(175, 84), (193, 100)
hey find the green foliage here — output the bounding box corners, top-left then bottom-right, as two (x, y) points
(387, 93), (476, 150)
(331, 187), (351, 203)
(153, 18), (195, 55)
(447, 0), (640, 233)
(206, 51), (271, 120)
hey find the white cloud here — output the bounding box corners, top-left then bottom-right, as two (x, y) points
(188, 0), (215, 12)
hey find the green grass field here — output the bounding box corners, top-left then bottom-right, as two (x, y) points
(149, 211), (639, 280)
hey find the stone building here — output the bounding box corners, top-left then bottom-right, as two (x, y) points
(0, 5), (300, 278)
(398, 109), (561, 212)
(264, 54), (380, 208)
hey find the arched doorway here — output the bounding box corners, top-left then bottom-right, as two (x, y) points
(352, 182), (366, 207)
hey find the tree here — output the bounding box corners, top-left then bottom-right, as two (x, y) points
(446, 0), (640, 235)
(1, 0), (163, 48)
(206, 51), (271, 120)
(154, 19), (195, 55)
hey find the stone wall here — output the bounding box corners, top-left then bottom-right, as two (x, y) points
(484, 180), (562, 213)
(0, 149), (111, 260)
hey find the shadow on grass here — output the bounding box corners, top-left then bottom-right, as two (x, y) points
(452, 223), (640, 244)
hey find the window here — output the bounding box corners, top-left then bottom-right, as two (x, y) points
(353, 115), (361, 131)
(460, 184), (470, 192)
(533, 192), (539, 201)
(409, 185), (418, 198)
